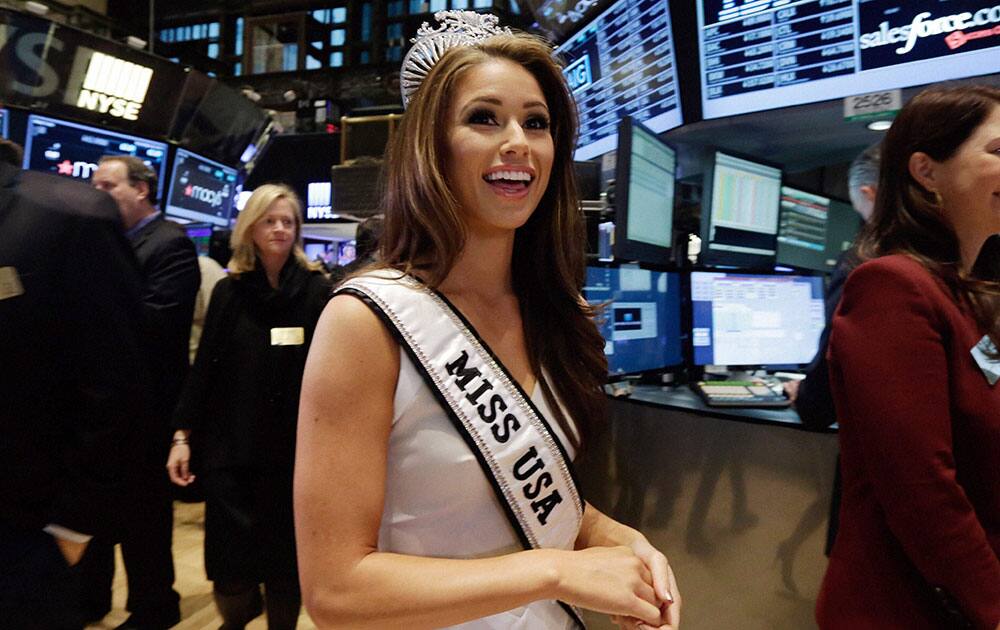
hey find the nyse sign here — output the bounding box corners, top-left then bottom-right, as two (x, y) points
(65, 49), (154, 121)
(0, 12), (176, 134)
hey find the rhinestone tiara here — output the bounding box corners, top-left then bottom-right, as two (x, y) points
(400, 10), (513, 108)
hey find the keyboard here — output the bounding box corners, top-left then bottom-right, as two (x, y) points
(692, 380), (791, 408)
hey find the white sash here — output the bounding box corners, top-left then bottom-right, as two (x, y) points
(338, 270), (585, 628)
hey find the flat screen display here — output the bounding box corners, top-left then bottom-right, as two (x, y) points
(776, 186), (830, 272)
(584, 265), (684, 376)
(690, 271), (825, 367)
(165, 148), (239, 227)
(555, 0), (683, 160)
(22, 114), (168, 198)
(701, 151), (783, 268)
(613, 117), (676, 265)
(697, 0), (1000, 119)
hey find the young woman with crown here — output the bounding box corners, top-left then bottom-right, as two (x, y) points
(294, 12), (680, 629)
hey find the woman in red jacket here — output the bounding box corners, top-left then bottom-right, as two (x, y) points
(817, 85), (1000, 629)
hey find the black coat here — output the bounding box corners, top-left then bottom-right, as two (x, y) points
(0, 162), (150, 538)
(129, 214), (200, 425)
(173, 259), (331, 470)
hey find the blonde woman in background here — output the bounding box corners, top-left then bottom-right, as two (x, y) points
(167, 184), (330, 629)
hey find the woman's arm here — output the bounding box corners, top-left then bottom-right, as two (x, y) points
(295, 295), (664, 629)
(166, 280), (230, 486)
(576, 503), (680, 629)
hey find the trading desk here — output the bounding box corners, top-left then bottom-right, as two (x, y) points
(577, 385), (838, 630)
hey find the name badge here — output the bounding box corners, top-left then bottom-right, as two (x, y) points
(971, 335), (1000, 386)
(270, 327), (304, 346)
(0, 266), (25, 301)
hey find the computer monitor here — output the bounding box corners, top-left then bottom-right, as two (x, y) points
(613, 117), (677, 266)
(555, 0), (683, 161)
(776, 186), (831, 272)
(165, 148), (239, 227)
(0, 108), (8, 138)
(181, 222), (213, 257)
(584, 265), (684, 377)
(823, 198), (863, 267)
(700, 150), (782, 269)
(22, 114), (168, 199)
(690, 271), (825, 369)
(696, 1), (1000, 119)
(337, 240), (357, 266)
(573, 160), (602, 201)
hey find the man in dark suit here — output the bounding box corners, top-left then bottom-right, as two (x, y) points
(80, 156), (199, 629)
(0, 144), (149, 629)
(782, 143), (880, 558)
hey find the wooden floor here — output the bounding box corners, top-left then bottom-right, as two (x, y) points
(85, 502), (317, 630)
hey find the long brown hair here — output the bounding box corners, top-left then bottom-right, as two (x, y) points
(857, 84), (1000, 351)
(379, 33), (607, 450)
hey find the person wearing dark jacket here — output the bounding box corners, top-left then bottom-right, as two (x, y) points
(167, 184), (330, 630)
(789, 143), (880, 429)
(83, 155), (199, 628)
(0, 152), (149, 629)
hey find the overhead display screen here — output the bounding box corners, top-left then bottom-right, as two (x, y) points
(697, 0), (1000, 119)
(165, 148), (239, 227)
(22, 114), (167, 198)
(556, 0), (683, 160)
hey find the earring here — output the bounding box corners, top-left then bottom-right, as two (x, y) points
(933, 191), (944, 208)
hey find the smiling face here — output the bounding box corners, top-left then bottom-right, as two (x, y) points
(444, 58), (554, 237)
(251, 197), (298, 262)
(929, 104), (1000, 246)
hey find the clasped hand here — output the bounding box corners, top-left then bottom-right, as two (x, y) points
(558, 539), (680, 629)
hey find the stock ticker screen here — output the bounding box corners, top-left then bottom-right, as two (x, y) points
(164, 148), (238, 227)
(556, 0), (683, 160)
(697, 0), (1000, 119)
(22, 114), (168, 198)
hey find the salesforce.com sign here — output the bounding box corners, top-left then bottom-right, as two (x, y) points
(859, 0), (1000, 70)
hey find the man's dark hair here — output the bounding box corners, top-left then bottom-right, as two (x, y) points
(99, 155), (159, 206)
(0, 138), (24, 167)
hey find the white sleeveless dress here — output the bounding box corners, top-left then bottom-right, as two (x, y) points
(378, 350), (580, 629)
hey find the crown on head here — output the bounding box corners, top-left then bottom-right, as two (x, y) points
(400, 11), (513, 108)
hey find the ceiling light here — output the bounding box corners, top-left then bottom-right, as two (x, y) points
(867, 120), (893, 132)
(25, 1), (49, 15)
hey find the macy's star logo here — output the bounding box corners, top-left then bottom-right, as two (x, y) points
(57, 160), (74, 175)
(185, 184), (194, 196)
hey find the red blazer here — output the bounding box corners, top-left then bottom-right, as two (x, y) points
(817, 255), (1000, 629)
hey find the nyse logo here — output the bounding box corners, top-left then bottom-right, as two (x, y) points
(185, 184), (227, 208)
(65, 49), (154, 121)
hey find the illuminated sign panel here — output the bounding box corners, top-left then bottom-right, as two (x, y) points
(556, 0), (683, 160)
(22, 114), (168, 198)
(165, 148), (239, 226)
(697, 0), (1000, 119)
(65, 48), (154, 121)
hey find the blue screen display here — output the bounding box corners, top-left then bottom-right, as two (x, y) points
(22, 114), (168, 199)
(690, 271), (825, 367)
(0, 108), (8, 138)
(584, 266), (684, 375)
(165, 148), (239, 227)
